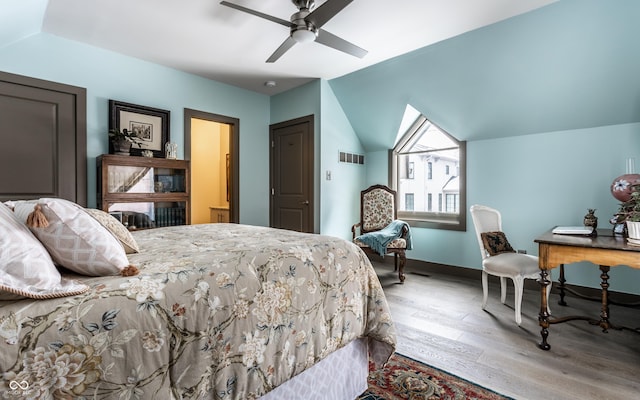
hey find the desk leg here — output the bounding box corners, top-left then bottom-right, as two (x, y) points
(598, 265), (611, 332)
(538, 268), (551, 350)
(558, 264), (567, 306)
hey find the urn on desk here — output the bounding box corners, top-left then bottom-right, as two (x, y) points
(583, 209), (597, 230)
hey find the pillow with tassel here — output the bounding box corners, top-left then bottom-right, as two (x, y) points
(13, 198), (139, 277)
(0, 202), (89, 299)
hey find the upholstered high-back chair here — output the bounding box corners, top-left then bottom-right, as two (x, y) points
(352, 185), (409, 282)
(469, 204), (551, 325)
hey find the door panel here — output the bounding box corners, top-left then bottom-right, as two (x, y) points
(0, 72), (86, 205)
(270, 115), (314, 233)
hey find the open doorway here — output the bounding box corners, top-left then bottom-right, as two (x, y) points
(184, 109), (239, 224)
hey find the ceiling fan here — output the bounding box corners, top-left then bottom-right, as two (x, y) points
(220, 0), (368, 63)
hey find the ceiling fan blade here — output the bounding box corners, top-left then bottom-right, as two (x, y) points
(316, 29), (367, 58)
(220, 1), (291, 28)
(305, 0), (353, 29)
(266, 37), (297, 63)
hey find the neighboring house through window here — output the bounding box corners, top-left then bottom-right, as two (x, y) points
(390, 105), (466, 231)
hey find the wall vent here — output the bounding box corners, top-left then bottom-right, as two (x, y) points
(339, 151), (364, 165)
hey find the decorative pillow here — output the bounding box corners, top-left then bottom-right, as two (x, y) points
(0, 203), (89, 300)
(84, 208), (140, 254)
(13, 198), (139, 277)
(480, 231), (516, 256)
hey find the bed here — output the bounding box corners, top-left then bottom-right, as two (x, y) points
(1, 218), (396, 399)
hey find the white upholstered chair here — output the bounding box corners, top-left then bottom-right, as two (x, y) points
(469, 204), (550, 325)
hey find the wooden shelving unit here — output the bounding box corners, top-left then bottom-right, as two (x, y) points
(97, 154), (190, 229)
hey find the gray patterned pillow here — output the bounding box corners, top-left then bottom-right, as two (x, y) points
(0, 202), (89, 299)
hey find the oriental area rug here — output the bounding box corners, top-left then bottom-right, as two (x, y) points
(358, 353), (513, 400)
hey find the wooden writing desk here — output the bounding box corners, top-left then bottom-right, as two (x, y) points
(534, 229), (640, 350)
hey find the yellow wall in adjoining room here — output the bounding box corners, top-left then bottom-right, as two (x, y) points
(190, 118), (230, 224)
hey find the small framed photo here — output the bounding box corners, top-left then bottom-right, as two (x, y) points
(109, 100), (170, 158)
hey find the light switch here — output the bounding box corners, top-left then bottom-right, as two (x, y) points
(326, 170), (332, 180)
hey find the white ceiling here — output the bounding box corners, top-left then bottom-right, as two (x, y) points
(41, 0), (556, 95)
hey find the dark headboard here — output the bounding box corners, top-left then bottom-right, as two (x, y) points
(0, 71), (87, 205)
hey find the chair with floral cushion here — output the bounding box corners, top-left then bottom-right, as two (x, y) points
(470, 204), (551, 325)
(352, 185), (410, 283)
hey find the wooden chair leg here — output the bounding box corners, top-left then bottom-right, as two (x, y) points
(397, 250), (406, 283)
(394, 253), (398, 271)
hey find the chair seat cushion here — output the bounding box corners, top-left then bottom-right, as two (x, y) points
(483, 252), (540, 277)
(354, 238), (406, 250)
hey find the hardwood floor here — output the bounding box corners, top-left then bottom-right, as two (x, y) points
(372, 261), (640, 400)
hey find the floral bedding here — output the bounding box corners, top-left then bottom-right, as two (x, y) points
(0, 223), (396, 399)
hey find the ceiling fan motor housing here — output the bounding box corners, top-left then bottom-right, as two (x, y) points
(292, 0), (315, 11)
(290, 9), (317, 42)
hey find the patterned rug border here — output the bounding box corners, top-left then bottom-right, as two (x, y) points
(361, 351), (516, 400)
(394, 353), (515, 400)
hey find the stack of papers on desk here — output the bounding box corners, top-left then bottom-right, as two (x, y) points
(552, 226), (594, 235)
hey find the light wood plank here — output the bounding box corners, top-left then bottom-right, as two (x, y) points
(373, 262), (640, 400)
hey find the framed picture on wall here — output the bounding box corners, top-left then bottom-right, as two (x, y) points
(109, 100), (170, 158)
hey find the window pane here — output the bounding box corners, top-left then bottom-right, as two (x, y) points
(445, 193), (458, 213)
(405, 193), (414, 211)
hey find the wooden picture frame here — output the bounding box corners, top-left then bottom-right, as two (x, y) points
(109, 100), (170, 158)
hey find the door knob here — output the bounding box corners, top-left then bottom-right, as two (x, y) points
(300, 200), (309, 205)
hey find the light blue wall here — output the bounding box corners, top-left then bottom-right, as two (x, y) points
(0, 33), (271, 226)
(319, 80), (365, 240)
(365, 151), (389, 188)
(0, 0), (46, 48)
(467, 123), (640, 295)
(378, 123), (640, 295)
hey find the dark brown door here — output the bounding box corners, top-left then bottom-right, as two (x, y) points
(0, 72), (86, 205)
(270, 115), (314, 233)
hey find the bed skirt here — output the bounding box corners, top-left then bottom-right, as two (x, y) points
(259, 337), (369, 400)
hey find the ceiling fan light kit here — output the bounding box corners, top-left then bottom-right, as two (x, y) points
(291, 9), (318, 43)
(291, 27), (317, 43)
(220, 0), (367, 62)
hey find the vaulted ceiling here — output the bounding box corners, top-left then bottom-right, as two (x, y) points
(2, 1), (638, 152)
(329, 0), (640, 150)
(2, 0), (554, 95)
